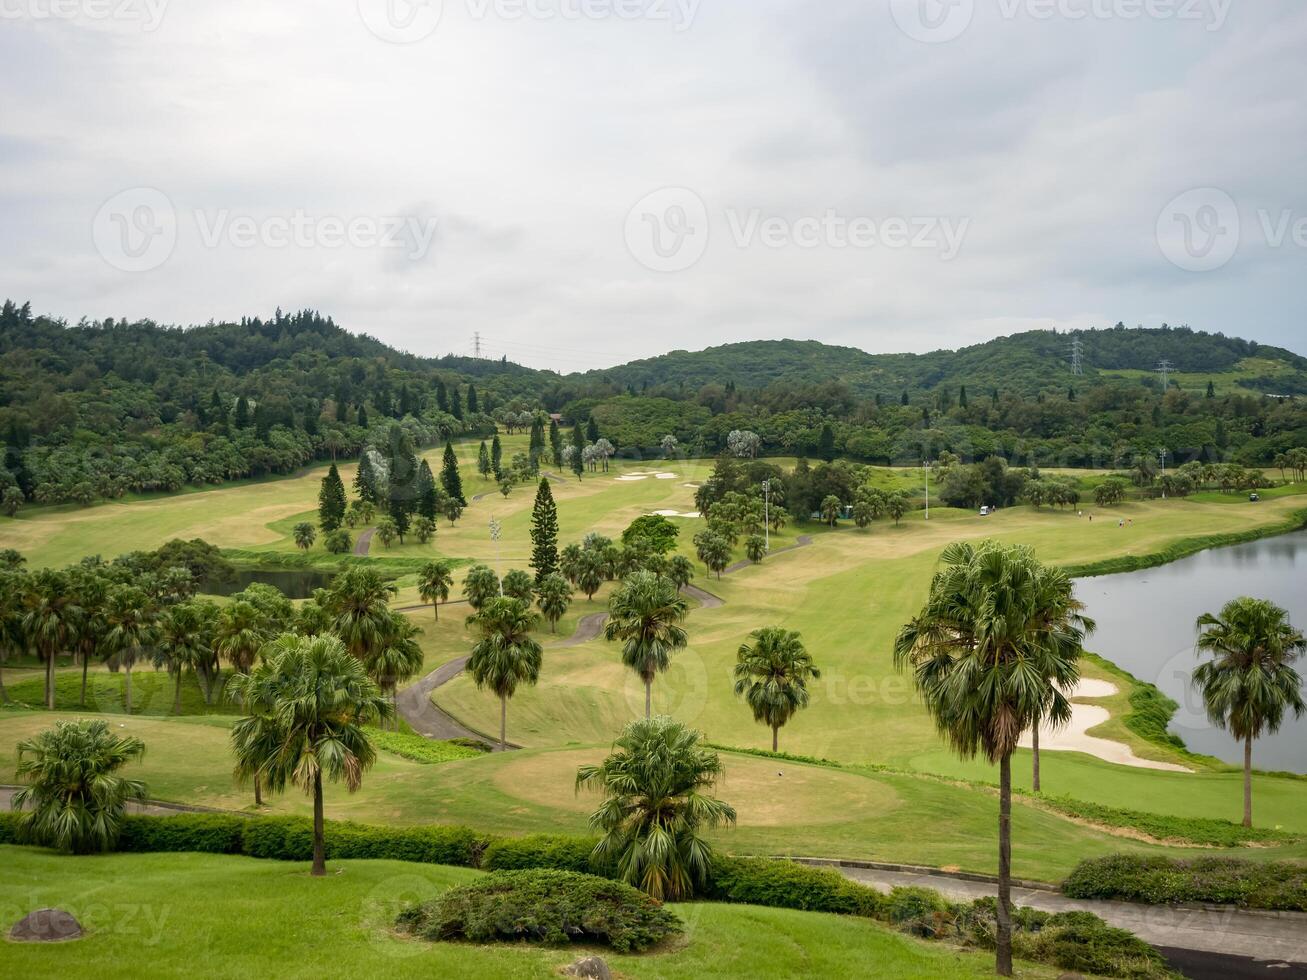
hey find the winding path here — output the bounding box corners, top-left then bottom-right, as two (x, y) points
(352, 526), (376, 556)
(822, 860), (1307, 976)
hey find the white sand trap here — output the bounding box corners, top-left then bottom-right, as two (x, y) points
(682, 482), (701, 488)
(650, 509), (680, 517)
(1018, 679), (1191, 773)
(655, 472), (677, 479)
(677, 511), (701, 518)
(615, 475), (648, 481)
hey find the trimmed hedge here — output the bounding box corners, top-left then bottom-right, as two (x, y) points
(706, 856), (882, 917)
(1039, 795), (1296, 848)
(482, 833), (614, 876)
(397, 869), (681, 953)
(1064, 854), (1307, 911)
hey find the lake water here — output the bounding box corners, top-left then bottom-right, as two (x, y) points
(200, 567), (337, 600)
(1077, 529), (1307, 773)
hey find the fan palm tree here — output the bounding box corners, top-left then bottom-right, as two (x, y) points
(462, 564), (501, 609)
(364, 612), (424, 728)
(293, 522), (317, 551)
(666, 555), (695, 590)
(12, 718), (146, 853)
(417, 561), (454, 620)
(0, 568), (24, 703)
(575, 716), (735, 900)
(156, 601), (212, 714)
(819, 494), (842, 527)
(69, 568), (109, 709)
(214, 600), (269, 678)
(605, 571), (689, 719)
(894, 540), (1083, 977)
(535, 573), (572, 633)
(21, 568), (80, 710)
(100, 586), (159, 715)
(228, 633), (391, 875)
(322, 567), (398, 662)
(733, 627), (822, 751)
(1194, 597), (1306, 827)
(466, 596), (543, 750)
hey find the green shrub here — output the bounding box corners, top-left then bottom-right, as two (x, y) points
(881, 885), (957, 937)
(1039, 795), (1296, 847)
(706, 857), (881, 917)
(397, 869), (681, 953)
(117, 814), (247, 854)
(482, 834), (612, 876)
(0, 811), (19, 844)
(369, 730), (484, 765)
(1020, 912), (1177, 979)
(1063, 854), (1307, 911)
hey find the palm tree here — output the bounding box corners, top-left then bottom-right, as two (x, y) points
(228, 633), (391, 875)
(68, 568), (109, 708)
(733, 627), (821, 751)
(293, 522), (317, 551)
(535, 573), (572, 632)
(820, 494), (842, 527)
(894, 540), (1082, 977)
(323, 567), (398, 662)
(156, 601), (212, 714)
(21, 569), (80, 710)
(666, 555), (695, 590)
(466, 596), (543, 750)
(1194, 597), (1306, 827)
(0, 568), (25, 703)
(12, 718), (146, 853)
(364, 612), (424, 728)
(604, 571), (689, 718)
(575, 551), (605, 601)
(417, 560), (454, 620)
(745, 534), (766, 563)
(100, 586), (158, 714)
(374, 517), (398, 548)
(462, 564), (501, 609)
(214, 600), (268, 677)
(502, 569), (534, 602)
(576, 716), (735, 900)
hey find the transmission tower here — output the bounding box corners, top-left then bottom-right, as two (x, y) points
(1155, 359), (1173, 391)
(1068, 338), (1084, 376)
(473, 332), (482, 359)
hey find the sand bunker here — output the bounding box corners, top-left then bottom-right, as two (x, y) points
(647, 510), (700, 518)
(1018, 679), (1191, 773)
(615, 471), (678, 482)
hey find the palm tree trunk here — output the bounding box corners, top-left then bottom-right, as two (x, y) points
(1031, 725), (1041, 793)
(996, 751), (1014, 977)
(80, 651), (91, 707)
(311, 770), (326, 876)
(0, 657), (7, 703)
(124, 664), (133, 713)
(1243, 734), (1253, 828)
(432, 602), (438, 621)
(45, 648), (54, 709)
(174, 672), (183, 715)
(645, 678), (652, 719)
(500, 694), (507, 751)
(772, 724), (779, 753)
(254, 774), (263, 807)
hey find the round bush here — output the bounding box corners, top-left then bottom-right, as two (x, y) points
(396, 869), (682, 953)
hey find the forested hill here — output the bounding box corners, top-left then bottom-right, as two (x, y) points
(2, 300), (1306, 510)
(578, 327), (1307, 399)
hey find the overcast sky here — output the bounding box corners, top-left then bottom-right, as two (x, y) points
(2, 1), (1304, 371)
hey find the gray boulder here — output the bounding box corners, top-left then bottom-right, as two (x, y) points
(9, 908), (83, 942)
(563, 955), (612, 980)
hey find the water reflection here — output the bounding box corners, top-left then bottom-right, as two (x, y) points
(1076, 529), (1307, 773)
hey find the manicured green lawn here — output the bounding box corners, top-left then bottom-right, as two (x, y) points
(0, 846), (1091, 979)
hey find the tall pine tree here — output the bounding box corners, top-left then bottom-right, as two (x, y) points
(570, 422), (585, 480)
(466, 384), (479, 414)
(528, 415), (545, 471)
(355, 453), (379, 504)
(585, 417), (599, 442)
(417, 459), (439, 520)
(529, 478), (559, 582)
(548, 418), (563, 470)
(477, 441), (492, 479)
(435, 379), (449, 414)
(318, 463), (347, 531)
(440, 440), (466, 506)
(491, 434), (503, 478)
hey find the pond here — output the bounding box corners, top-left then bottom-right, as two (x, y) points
(1077, 528), (1307, 773)
(199, 567), (338, 600)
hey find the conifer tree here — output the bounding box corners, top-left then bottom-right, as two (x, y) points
(356, 404), (368, 427)
(491, 434), (503, 478)
(355, 453), (379, 504)
(570, 422), (585, 480)
(478, 441), (492, 479)
(585, 417), (599, 442)
(440, 440), (466, 506)
(318, 463), (347, 531)
(451, 387), (464, 421)
(529, 478), (560, 582)
(528, 416), (545, 470)
(417, 459), (438, 520)
(467, 384), (479, 414)
(234, 396), (250, 428)
(435, 379), (449, 414)
(549, 418), (563, 470)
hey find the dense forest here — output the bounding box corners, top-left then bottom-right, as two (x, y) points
(1, 300), (1305, 510)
